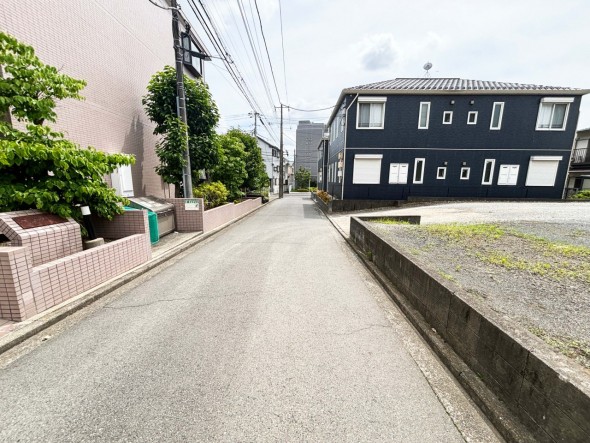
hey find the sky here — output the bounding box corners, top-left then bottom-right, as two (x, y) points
(183, 0), (590, 158)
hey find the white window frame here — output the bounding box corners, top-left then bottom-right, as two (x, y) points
(490, 102), (504, 130)
(481, 159), (496, 185)
(352, 154), (383, 184)
(389, 163), (409, 184)
(436, 167), (447, 180)
(460, 167), (471, 180)
(467, 111), (478, 125)
(418, 102), (431, 129)
(535, 97), (573, 131)
(525, 156), (562, 187)
(413, 158), (425, 184)
(356, 97), (386, 129)
(497, 164), (520, 186)
(442, 111), (453, 125)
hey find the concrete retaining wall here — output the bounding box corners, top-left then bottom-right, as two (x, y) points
(350, 216), (590, 443)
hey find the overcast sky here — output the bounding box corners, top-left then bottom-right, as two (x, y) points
(184, 0), (590, 157)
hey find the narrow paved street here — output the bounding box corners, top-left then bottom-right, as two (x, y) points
(0, 195), (498, 442)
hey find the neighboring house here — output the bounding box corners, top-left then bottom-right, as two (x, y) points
(323, 78), (589, 201)
(317, 131), (330, 192)
(0, 0), (209, 198)
(256, 135), (281, 194)
(295, 120), (325, 184)
(567, 128), (590, 193)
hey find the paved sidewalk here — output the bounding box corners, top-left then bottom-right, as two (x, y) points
(0, 195), (500, 442)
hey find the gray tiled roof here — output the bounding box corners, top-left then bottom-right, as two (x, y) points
(348, 78), (582, 92)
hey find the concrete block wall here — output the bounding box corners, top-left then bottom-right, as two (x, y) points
(350, 217), (590, 443)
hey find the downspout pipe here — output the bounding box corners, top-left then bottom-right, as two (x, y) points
(342, 93), (359, 200)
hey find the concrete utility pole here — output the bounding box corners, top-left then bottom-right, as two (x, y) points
(171, 0), (193, 198)
(279, 104), (284, 198)
(250, 111), (259, 136)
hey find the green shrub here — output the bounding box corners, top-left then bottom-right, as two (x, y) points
(570, 190), (590, 200)
(193, 181), (229, 209)
(309, 187), (317, 192)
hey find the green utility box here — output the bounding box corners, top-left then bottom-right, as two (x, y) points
(147, 210), (159, 244)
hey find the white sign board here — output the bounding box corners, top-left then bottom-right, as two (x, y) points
(184, 199), (200, 211)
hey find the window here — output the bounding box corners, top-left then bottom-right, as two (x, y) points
(357, 97), (386, 129)
(413, 158), (425, 184)
(536, 98), (573, 131)
(443, 111), (453, 124)
(467, 111), (478, 125)
(460, 167), (470, 180)
(436, 167), (447, 179)
(418, 102), (430, 129)
(352, 154), (382, 184)
(525, 156), (562, 186)
(490, 102), (504, 130)
(389, 163), (409, 184)
(481, 159), (495, 185)
(497, 164), (519, 185)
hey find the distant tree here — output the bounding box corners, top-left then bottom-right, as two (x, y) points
(295, 166), (311, 189)
(142, 66), (219, 196)
(226, 128), (268, 191)
(0, 32), (134, 223)
(210, 134), (247, 200)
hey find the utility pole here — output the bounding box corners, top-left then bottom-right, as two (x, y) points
(250, 111), (259, 136)
(279, 104), (284, 198)
(171, 0), (193, 198)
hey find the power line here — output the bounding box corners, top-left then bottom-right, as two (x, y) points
(278, 0), (289, 105)
(288, 105), (334, 112)
(253, 0), (281, 102)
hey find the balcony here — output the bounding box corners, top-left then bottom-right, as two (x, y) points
(571, 146), (590, 166)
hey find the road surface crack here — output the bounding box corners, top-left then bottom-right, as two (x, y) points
(105, 297), (192, 309)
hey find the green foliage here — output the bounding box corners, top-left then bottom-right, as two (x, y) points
(425, 223), (505, 241)
(295, 166), (311, 189)
(210, 134), (247, 200)
(370, 218), (410, 225)
(570, 189), (590, 200)
(0, 32), (85, 125)
(226, 128), (268, 191)
(193, 181), (228, 210)
(142, 66), (219, 195)
(0, 32), (134, 224)
(154, 115), (188, 186)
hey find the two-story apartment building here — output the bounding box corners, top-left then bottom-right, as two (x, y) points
(322, 78), (589, 201)
(567, 127), (590, 192)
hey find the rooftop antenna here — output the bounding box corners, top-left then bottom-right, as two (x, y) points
(423, 62), (433, 78)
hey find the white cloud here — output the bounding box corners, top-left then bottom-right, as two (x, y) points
(354, 34), (401, 71)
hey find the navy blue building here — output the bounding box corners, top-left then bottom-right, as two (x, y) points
(318, 78), (589, 200)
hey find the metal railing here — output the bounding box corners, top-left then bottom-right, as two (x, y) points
(571, 147), (590, 164)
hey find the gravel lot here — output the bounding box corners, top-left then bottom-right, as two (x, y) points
(365, 207), (590, 370)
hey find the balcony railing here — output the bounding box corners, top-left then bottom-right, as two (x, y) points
(571, 147), (590, 164)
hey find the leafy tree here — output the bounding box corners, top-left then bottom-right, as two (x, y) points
(142, 66), (219, 195)
(226, 128), (268, 191)
(295, 166), (311, 189)
(210, 134), (247, 200)
(0, 32), (134, 223)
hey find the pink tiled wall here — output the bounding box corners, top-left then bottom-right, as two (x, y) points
(203, 198), (262, 232)
(0, 0), (176, 197)
(165, 198), (204, 232)
(0, 234), (151, 322)
(92, 210), (150, 241)
(0, 210), (82, 268)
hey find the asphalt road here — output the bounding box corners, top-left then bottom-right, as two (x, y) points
(0, 195), (499, 442)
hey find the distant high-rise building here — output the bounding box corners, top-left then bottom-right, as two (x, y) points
(295, 120), (325, 184)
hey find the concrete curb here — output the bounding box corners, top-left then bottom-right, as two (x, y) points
(0, 201), (271, 356)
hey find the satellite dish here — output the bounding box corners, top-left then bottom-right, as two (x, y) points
(423, 62), (433, 78)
